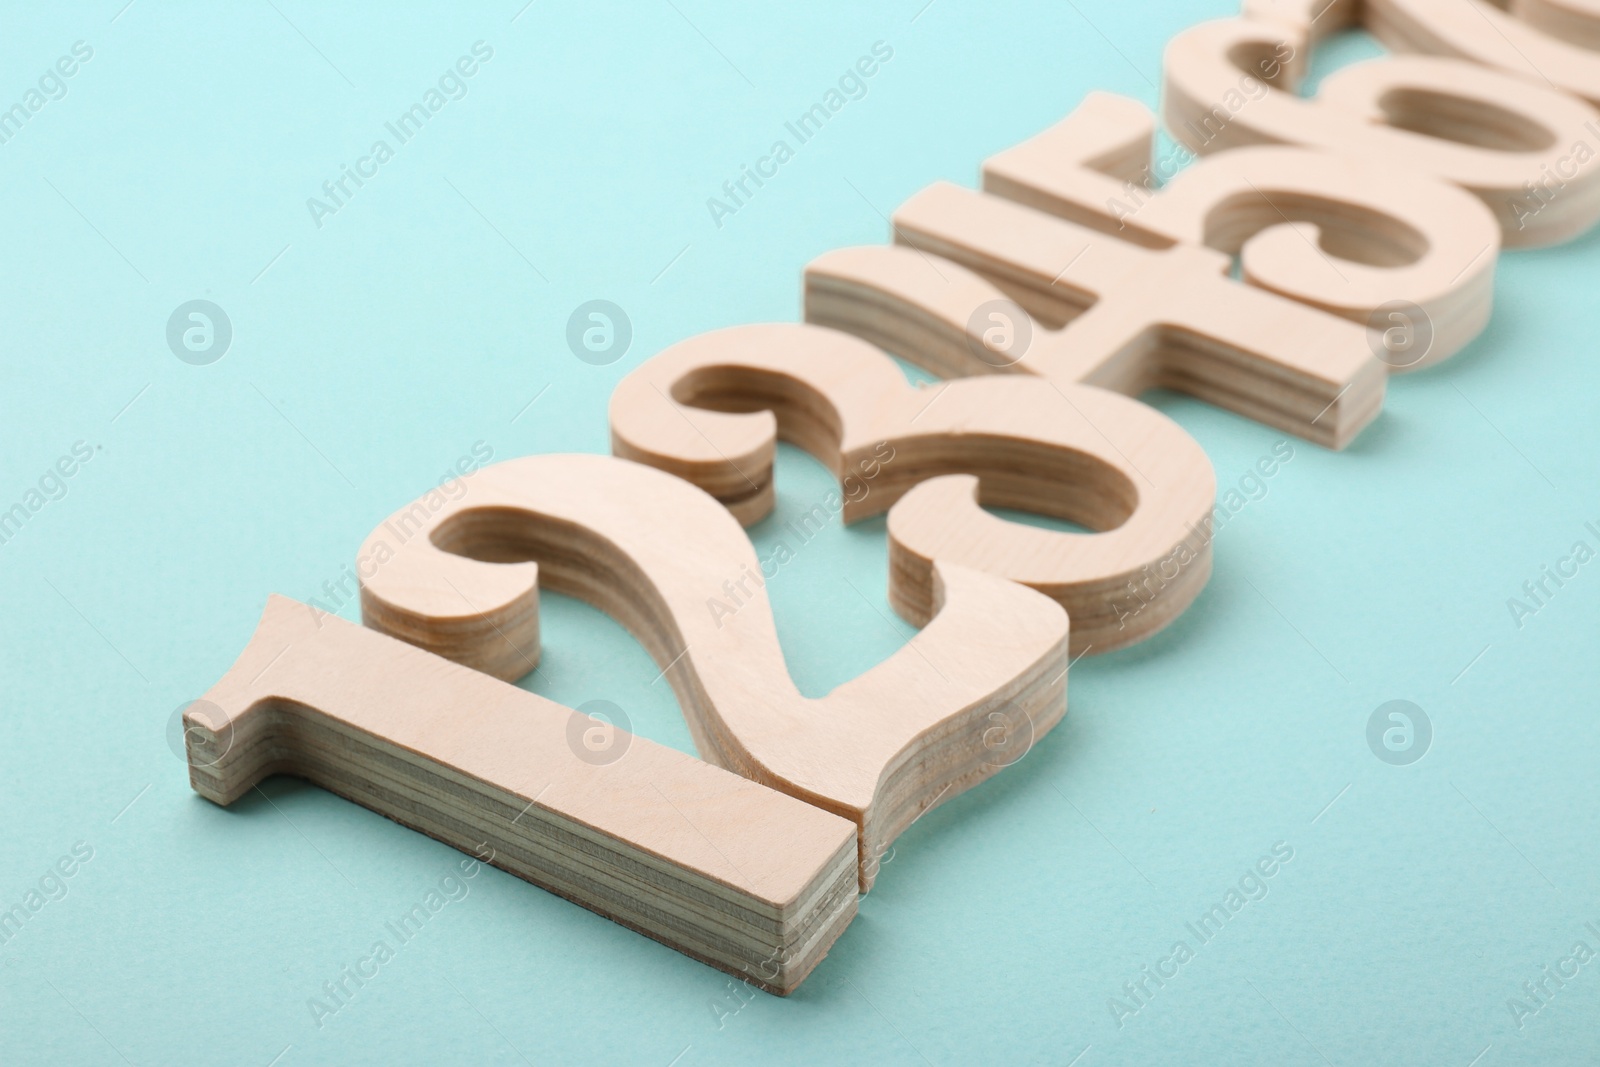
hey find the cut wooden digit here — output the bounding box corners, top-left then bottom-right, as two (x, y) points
(806, 225), (1385, 449)
(1512, 0), (1600, 51)
(184, 595), (859, 994)
(609, 322), (1215, 653)
(982, 90), (1501, 369)
(1162, 16), (1600, 245)
(358, 453), (1070, 890)
(1249, 0), (1600, 109)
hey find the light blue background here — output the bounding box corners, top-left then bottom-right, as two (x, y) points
(2, 2), (1597, 1064)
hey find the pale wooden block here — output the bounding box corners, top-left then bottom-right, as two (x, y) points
(1511, 0), (1600, 52)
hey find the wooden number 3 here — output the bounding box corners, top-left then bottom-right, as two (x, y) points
(609, 322), (1215, 652)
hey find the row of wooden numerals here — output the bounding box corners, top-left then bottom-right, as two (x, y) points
(183, 1), (1600, 994)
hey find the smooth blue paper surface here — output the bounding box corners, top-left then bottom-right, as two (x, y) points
(2, 3), (1597, 1064)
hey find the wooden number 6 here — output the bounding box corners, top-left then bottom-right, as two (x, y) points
(1163, 14), (1600, 245)
(1246, 0), (1600, 110)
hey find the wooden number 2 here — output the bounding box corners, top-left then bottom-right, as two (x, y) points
(353, 452), (1069, 892)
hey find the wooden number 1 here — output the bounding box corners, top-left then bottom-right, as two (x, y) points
(183, 594), (858, 994)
